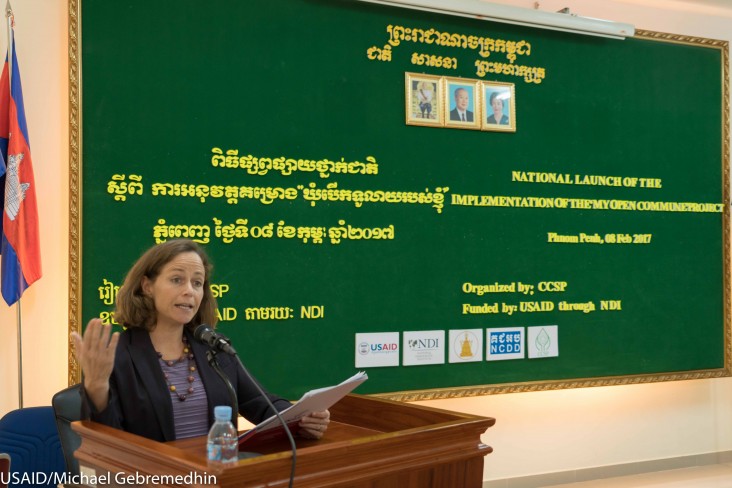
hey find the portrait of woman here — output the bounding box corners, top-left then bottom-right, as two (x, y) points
(486, 91), (509, 125)
(481, 82), (516, 132)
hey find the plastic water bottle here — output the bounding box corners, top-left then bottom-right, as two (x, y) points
(207, 405), (238, 464)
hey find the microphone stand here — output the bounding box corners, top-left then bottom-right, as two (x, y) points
(205, 344), (297, 487)
(205, 349), (238, 424)
(233, 354), (297, 488)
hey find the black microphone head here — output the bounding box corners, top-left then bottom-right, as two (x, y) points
(193, 323), (237, 355)
(193, 323), (214, 343)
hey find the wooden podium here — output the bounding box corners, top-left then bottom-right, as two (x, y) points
(72, 394), (495, 487)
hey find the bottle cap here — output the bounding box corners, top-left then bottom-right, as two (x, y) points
(214, 405), (232, 421)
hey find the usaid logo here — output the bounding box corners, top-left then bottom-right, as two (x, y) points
(355, 332), (400, 368)
(359, 342), (398, 355)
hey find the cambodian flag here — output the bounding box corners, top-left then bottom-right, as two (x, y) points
(0, 29), (41, 306)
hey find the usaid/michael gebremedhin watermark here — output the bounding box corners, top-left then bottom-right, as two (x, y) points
(0, 471), (217, 486)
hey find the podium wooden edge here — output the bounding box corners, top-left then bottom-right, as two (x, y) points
(72, 393), (495, 487)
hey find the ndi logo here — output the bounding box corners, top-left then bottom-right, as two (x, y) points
(355, 332), (400, 367)
(403, 330), (445, 366)
(408, 338), (440, 350)
(486, 327), (525, 361)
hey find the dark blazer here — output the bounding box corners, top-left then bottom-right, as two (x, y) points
(486, 113), (509, 125)
(80, 327), (292, 442)
(450, 108), (473, 122)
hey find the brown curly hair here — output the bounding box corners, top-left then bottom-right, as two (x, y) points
(114, 239), (218, 331)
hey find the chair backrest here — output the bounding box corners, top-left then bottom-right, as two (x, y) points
(51, 384), (82, 477)
(0, 452), (10, 488)
(0, 406), (65, 486)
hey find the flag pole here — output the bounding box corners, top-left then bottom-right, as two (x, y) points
(16, 302), (22, 408)
(5, 0), (22, 409)
(5, 0), (11, 90)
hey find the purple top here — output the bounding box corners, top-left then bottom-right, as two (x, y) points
(159, 357), (209, 439)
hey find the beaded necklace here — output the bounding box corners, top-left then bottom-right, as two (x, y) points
(157, 336), (197, 402)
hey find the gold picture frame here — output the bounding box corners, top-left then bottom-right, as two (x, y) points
(405, 73), (443, 127)
(444, 77), (480, 130)
(481, 81), (516, 132)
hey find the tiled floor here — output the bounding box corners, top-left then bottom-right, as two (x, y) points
(544, 463), (732, 487)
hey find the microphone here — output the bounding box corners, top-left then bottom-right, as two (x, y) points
(193, 324), (237, 355)
(193, 323), (297, 488)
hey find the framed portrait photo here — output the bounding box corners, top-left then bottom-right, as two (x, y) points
(405, 73), (443, 127)
(481, 81), (516, 132)
(444, 77), (480, 130)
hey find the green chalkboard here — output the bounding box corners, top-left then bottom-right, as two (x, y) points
(69, 0), (730, 400)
